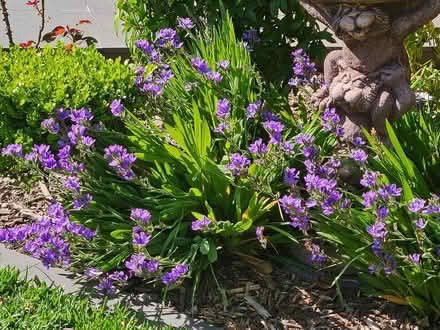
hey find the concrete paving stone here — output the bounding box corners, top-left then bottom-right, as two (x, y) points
(0, 244), (222, 330)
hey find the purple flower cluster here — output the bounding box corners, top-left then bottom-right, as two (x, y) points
(279, 195), (311, 233)
(103, 144), (136, 180)
(0, 202), (95, 269)
(227, 153), (250, 177)
(134, 34), (178, 96)
(132, 226), (151, 246)
(311, 244), (327, 264)
(247, 100), (263, 119)
(1, 144), (23, 157)
(263, 120), (285, 145)
(350, 149), (368, 164)
(214, 99), (230, 133)
(248, 138), (268, 155)
(125, 254), (159, 274)
(130, 208), (152, 224)
(162, 264), (189, 285)
(156, 28), (183, 49)
(191, 216), (211, 231)
(216, 99), (230, 119)
(288, 49), (318, 88)
(284, 168), (300, 185)
(321, 107), (344, 137)
(191, 57), (223, 84)
(177, 17), (194, 30)
(110, 99), (124, 117)
(41, 118), (60, 134)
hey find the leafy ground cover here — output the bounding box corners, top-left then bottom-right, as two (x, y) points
(0, 266), (174, 330)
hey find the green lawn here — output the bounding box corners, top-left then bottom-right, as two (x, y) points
(0, 266), (175, 330)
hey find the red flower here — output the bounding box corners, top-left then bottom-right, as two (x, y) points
(25, 0), (40, 6)
(19, 40), (35, 48)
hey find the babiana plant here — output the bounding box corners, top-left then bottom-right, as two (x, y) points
(0, 13), (335, 300)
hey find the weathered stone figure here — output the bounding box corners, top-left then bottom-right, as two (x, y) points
(299, 0), (440, 141)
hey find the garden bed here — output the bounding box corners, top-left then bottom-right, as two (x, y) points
(0, 175), (426, 329)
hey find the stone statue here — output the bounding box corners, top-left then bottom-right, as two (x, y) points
(299, 0), (440, 141)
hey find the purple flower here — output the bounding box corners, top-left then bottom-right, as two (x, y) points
(408, 253), (421, 265)
(81, 136), (95, 148)
(64, 176), (80, 193)
(142, 82), (163, 96)
(378, 184), (402, 200)
(132, 226), (150, 246)
(295, 134), (314, 145)
(216, 60), (229, 70)
(1, 144), (23, 157)
(145, 260), (159, 273)
(368, 265), (377, 274)
(104, 144), (137, 180)
(367, 221), (388, 240)
(56, 108), (71, 121)
(85, 267), (102, 278)
(125, 254), (145, 272)
(281, 142), (294, 153)
(70, 108), (93, 123)
(110, 99), (124, 117)
(248, 139), (268, 154)
(362, 191), (377, 208)
(135, 40), (153, 54)
(216, 99), (230, 119)
(191, 216), (211, 231)
(321, 107), (342, 136)
(227, 153), (250, 177)
(376, 207), (389, 220)
(311, 244), (327, 264)
(72, 193), (92, 210)
(206, 71), (223, 84)
(247, 101), (263, 119)
(263, 120), (285, 145)
(57, 145), (71, 159)
(256, 226), (264, 240)
(156, 28), (177, 43)
(162, 264), (189, 285)
(177, 17), (194, 30)
(97, 277), (116, 296)
(41, 118), (60, 134)
(351, 149), (368, 163)
(130, 208), (151, 224)
(191, 57), (210, 74)
(360, 171), (379, 188)
(353, 136), (366, 146)
(408, 198), (425, 213)
(284, 168), (300, 185)
(214, 122), (228, 135)
(262, 111), (280, 122)
(415, 218), (426, 230)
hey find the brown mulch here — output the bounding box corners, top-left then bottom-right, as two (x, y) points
(190, 258), (427, 330)
(0, 175), (432, 329)
(0, 175), (51, 228)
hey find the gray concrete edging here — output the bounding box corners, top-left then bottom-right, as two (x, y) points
(0, 244), (221, 330)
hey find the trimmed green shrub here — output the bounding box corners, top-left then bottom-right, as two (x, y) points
(0, 44), (139, 152)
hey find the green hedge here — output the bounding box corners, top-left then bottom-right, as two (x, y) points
(0, 45), (138, 150)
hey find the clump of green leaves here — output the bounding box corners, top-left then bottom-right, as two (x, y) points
(114, 0), (332, 84)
